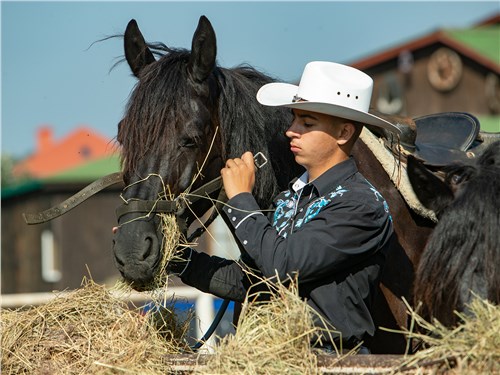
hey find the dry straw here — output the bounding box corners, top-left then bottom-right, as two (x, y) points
(196, 275), (345, 375)
(146, 212), (189, 291)
(0, 278), (192, 374)
(393, 297), (500, 374)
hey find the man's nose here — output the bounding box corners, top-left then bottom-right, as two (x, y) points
(285, 123), (300, 138)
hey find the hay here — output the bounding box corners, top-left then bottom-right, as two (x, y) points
(143, 212), (189, 291)
(196, 277), (344, 375)
(394, 297), (500, 374)
(0, 278), (192, 374)
(119, 173), (193, 291)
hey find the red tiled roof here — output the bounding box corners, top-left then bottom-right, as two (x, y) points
(13, 125), (118, 179)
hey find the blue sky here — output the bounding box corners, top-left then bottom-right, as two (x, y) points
(2, 1), (499, 158)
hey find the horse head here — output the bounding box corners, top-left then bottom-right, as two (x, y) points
(113, 17), (224, 290)
(112, 16), (300, 291)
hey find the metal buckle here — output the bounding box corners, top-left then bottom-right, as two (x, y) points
(253, 152), (268, 169)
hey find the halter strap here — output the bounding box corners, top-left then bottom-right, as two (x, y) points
(23, 152), (267, 226)
(22, 172), (225, 225)
(23, 172), (123, 225)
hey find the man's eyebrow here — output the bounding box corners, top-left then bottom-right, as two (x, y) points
(291, 110), (319, 121)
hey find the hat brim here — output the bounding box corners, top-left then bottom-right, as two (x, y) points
(257, 82), (402, 135)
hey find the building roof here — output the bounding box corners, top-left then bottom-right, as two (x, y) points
(351, 13), (500, 73)
(477, 116), (500, 133)
(2, 154), (121, 200)
(13, 126), (119, 179)
(44, 155), (121, 183)
(445, 28), (499, 65)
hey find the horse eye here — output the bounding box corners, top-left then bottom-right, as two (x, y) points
(451, 174), (462, 185)
(180, 138), (197, 149)
(447, 169), (472, 187)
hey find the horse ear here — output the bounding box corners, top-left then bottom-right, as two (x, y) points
(407, 155), (454, 216)
(188, 15), (217, 84)
(124, 19), (156, 77)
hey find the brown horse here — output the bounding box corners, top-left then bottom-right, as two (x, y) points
(112, 16), (435, 353)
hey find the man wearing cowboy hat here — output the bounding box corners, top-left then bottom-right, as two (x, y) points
(173, 61), (400, 352)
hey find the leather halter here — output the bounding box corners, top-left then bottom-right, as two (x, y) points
(22, 151), (270, 234)
(116, 175), (226, 237)
(114, 151), (268, 236)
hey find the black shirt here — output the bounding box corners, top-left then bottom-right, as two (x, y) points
(181, 157), (394, 343)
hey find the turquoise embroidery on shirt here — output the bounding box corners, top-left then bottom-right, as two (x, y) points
(273, 192), (298, 231)
(365, 179), (392, 222)
(295, 185), (348, 228)
(329, 185), (348, 199)
(295, 196), (331, 228)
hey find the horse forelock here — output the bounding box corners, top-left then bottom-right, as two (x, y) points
(118, 49), (201, 180)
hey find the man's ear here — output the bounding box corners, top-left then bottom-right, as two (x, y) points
(337, 122), (356, 145)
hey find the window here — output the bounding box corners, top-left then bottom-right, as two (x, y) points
(41, 230), (62, 282)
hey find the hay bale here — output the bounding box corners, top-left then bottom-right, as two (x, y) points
(0, 279), (192, 374)
(396, 297), (500, 374)
(196, 277), (344, 375)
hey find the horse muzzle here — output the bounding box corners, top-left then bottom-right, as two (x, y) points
(112, 216), (163, 290)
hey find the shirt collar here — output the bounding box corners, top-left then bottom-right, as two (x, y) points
(291, 172), (309, 192)
(289, 157), (359, 196)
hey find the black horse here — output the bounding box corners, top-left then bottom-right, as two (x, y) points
(113, 17), (302, 283)
(407, 141), (500, 326)
(112, 16), (435, 353)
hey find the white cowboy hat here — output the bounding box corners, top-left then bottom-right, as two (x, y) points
(257, 61), (402, 135)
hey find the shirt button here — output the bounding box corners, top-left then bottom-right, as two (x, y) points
(243, 240), (248, 245)
(227, 208), (232, 213)
(232, 217), (236, 222)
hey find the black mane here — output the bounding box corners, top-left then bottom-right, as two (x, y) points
(216, 65), (299, 205)
(414, 141), (500, 325)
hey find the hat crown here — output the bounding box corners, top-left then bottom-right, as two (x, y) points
(296, 62), (373, 113)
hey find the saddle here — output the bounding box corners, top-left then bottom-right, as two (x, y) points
(368, 110), (500, 168)
(361, 110), (500, 222)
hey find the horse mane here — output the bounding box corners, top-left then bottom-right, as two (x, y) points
(215, 65), (299, 207)
(414, 141), (500, 325)
(118, 44), (300, 208)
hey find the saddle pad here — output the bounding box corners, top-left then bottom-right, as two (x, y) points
(359, 127), (437, 222)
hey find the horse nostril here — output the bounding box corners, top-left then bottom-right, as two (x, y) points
(115, 253), (125, 267)
(140, 237), (153, 261)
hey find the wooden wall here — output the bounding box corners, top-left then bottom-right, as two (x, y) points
(1, 184), (123, 294)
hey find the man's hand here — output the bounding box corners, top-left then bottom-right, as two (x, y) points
(221, 151), (256, 199)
